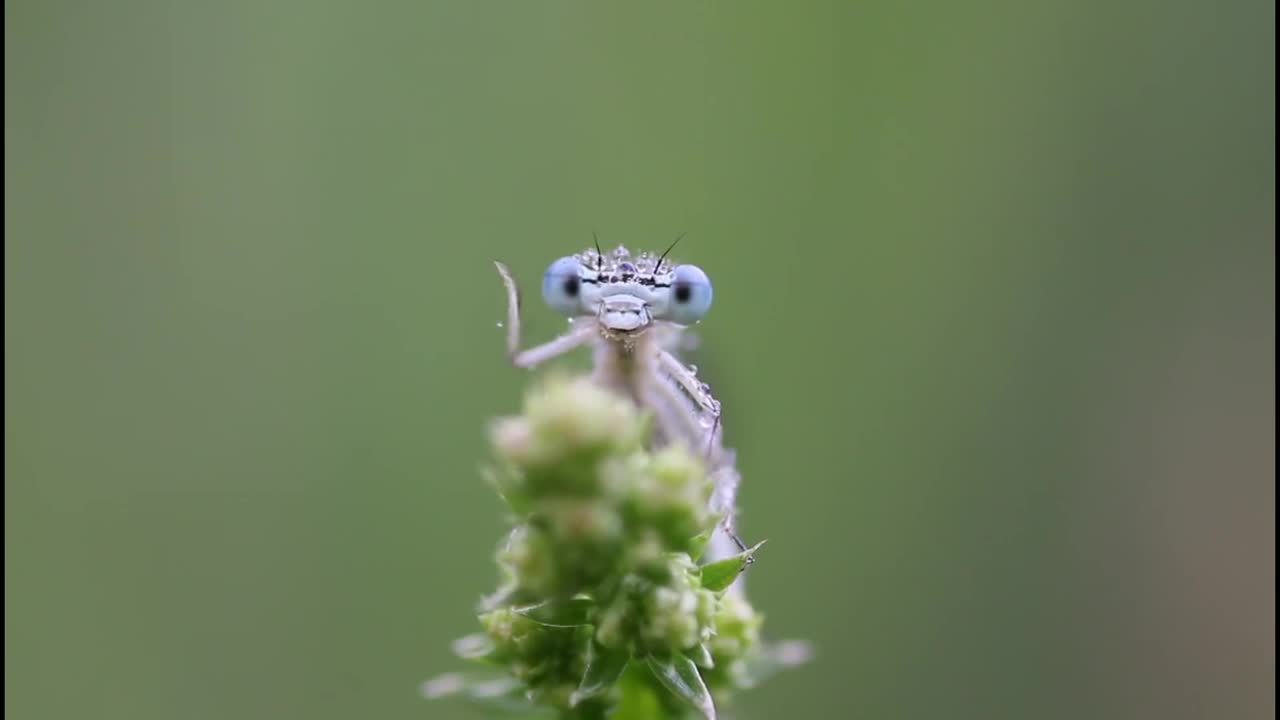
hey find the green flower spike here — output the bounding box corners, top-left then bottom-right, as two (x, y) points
(425, 376), (807, 719)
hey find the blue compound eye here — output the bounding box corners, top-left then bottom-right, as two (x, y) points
(666, 264), (713, 324)
(542, 256), (584, 315)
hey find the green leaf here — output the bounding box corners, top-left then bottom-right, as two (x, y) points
(689, 642), (715, 670)
(513, 596), (595, 627)
(482, 463), (533, 516)
(569, 638), (630, 707)
(611, 664), (666, 720)
(687, 530), (713, 561)
(645, 653), (716, 720)
(699, 540), (766, 593)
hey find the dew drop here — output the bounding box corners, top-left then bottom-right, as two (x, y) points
(496, 322), (504, 328)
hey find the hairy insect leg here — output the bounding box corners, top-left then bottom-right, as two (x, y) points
(631, 352), (705, 446)
(707, 464), (752, 595)
(649, 353), (750, 562)
(509, 324), (596, 368)
(494, 261), (596, 368)
(657, 350), (722, 423)
(707, 459), (750, 564)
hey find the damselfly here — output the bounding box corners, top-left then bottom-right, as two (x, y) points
(494, 239), (747, 567)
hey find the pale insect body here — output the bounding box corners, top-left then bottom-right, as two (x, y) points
(494, 243), (746, 573)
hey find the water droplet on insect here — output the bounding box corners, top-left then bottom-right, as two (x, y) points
(496, 322), (504, 328)
(689, 364), (699, 375)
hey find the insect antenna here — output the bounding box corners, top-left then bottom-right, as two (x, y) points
(655, 232), (685, 274)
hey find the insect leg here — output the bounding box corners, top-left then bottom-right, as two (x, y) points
(651, 354), (748, 562)
(657, 351), (722, 428)
(493, 261), (596, 368)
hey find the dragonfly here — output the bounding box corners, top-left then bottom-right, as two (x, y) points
(493, 238), (748, 569)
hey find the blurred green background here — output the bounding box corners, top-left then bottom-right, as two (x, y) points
(5, 1), (1274, 718)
